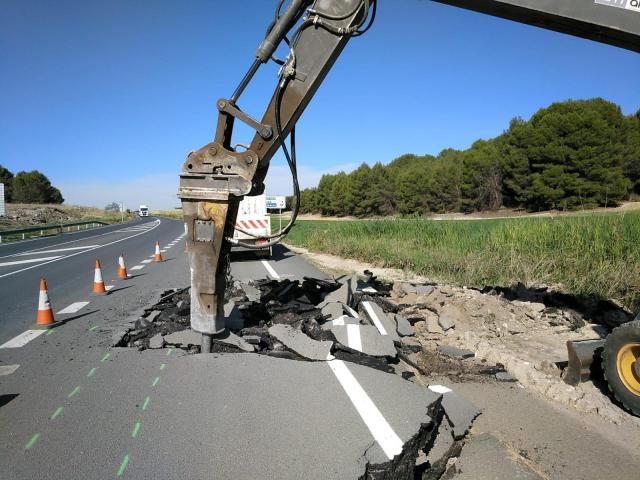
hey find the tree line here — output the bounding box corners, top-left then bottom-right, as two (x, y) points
(295, 98), (640, 216)
(0, 166), (64, 204)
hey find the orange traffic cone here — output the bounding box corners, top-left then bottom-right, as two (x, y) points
(154, 241), (163, 262)
(117, 254), (129, 279)
(92, 259), (107, 294)
(36, 278), (55, 327)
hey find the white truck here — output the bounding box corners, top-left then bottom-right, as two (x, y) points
(232, 194), (271, 256)
(139, 205), (149, 217)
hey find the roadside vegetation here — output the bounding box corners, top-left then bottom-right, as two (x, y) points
(296, 99), (640, 217)
(151, 209), (182, 220)
(283, 211), (640, 312)
(0, 203), (134, 230)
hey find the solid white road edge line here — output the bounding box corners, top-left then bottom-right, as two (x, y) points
(15, 245), (101, 256)
(0, 330), (46, 349)
(0, 219), (162, 279)
(56, 301), (90, 315)
(130, 265), (145, 271)
(327, 358), (403, 459)
(0, 256), (62, 267)
(261, 260), (280, 280)
(362, 301), (388, 336)
(347, 324), (363, 352)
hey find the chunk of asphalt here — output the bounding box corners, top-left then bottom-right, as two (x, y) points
(495, 371), (518, 382)
(164, 329), (201, 347)
(146, 310), (161, 322)
(437, 345), (475, 359)
(149, 333), (164, 349)
(437, 305), (461, 331)
(400, 337), (422, 353)
(321, 302), (344, 320)
(240, 282), (261, 302)
(415, 285), (434, 296)
(394, 313), (414, 337)
(330, 324), (397, 358)
(428, 385), (481, 440)
(243, 335), (262, 345)
(448, 433), (545, 479)
(268, 324), (333, 361)
(343, 304), (360, 318)
(213, 331), (255, 353)
(361, 301), (401, 342)
(318, 282), (350, 309)
(321, 315), (361, 330)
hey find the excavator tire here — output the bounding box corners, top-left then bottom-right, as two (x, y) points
(602, 319), (640, 416)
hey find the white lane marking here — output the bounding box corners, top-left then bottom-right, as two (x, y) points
(0, 221), (158, 259)
(0, 220), (162, 279)
(0, 364), (20, 376)
(56, 301), (90, 315)
(105, 284), (114, 291)
(16, 245), (100, 256)
(327, 359), (403, 459)
(362, 302), (388, 336)
(141, 259), (152, 264)
(261, 260), (280, 279)
(0, 256), (62, 267)
(346, 324), (363, 352)
(160, 249), (167, 253)
(333, 317), (346, 326)
(130, 265), (144, 271)
(344, 305), (360, 319)
(0, 330), (46, 349)
(428, 385), (452, 394)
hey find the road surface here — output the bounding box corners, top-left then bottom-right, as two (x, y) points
(1, 217), (639, 479)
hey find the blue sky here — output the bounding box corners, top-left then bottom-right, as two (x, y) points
(1, 0), (638, 209)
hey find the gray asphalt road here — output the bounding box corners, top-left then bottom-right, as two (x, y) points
(0, 216), (180, 345)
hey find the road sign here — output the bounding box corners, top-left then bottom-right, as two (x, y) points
(265, 195), (286, 209)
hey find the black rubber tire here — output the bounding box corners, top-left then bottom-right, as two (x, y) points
(602, 319), (640, 416)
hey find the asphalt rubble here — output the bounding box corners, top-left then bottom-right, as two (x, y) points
(115, 271), (500, 479)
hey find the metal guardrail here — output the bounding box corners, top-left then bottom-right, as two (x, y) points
(0, 220), (109, 243)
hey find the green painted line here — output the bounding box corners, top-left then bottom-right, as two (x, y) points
(141, 397), (150, 411)
(101, 352), (111, 362)
(25, 433), (41, 450)
(166, 348), (172, 356)
(67, 386), (80, 399)
(159, 363), (166, 371)
(87, 367), (97, 377)
(50, 407), (63, 420)
(117, 454), (130, 477)
(131, 421), (141, 439)
(88, 326), (98, 332)
(152, 376), (160, 387)
(45, 329), (55, 336)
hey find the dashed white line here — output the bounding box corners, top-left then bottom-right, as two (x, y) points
(141, 259), (152, 264)
(130, 265), (144, 271)
(56, 301), (90, 315)
(0, 330), (46, 349)
(327, 359), (403, 459)
(0, 256), (62, 267)
(346, 324), (363, 351)
(261, 260), (280, 279)
(160, 249), (167, 253)
(362, 302), (388, 336)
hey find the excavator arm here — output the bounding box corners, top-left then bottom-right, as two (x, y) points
(179, 0), (639, 352)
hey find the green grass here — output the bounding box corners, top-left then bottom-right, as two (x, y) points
(283, 211), (640, 312)
(151, 209), (182, 220)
